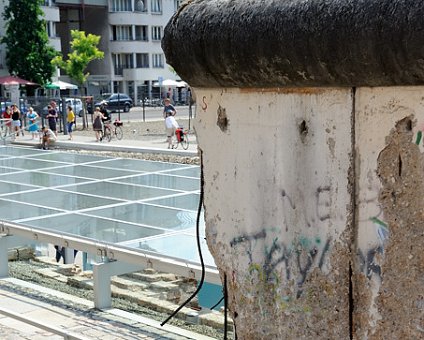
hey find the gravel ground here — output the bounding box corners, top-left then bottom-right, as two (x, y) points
(8, 261), (227, 339)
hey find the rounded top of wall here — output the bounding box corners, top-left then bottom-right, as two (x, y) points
(162, 0), (424, 88)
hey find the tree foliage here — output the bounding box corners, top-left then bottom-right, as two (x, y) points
(1, 0), (57, 85)
(52, 30), (104, 86)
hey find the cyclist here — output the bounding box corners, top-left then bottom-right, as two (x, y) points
(100, 103), (111, 134)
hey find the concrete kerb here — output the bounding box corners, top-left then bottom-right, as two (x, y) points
(10, 138), (199, 157)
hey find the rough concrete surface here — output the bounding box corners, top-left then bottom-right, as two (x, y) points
(374, 117), (424, 338)
(163, 0), (424, 88)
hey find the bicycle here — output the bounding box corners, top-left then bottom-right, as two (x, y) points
(100, 119), (123, 142)
(172, 127), (189, 150)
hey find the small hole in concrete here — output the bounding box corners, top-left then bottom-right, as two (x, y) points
(217, 105), (228, 132)
(299, 120), (308, 142)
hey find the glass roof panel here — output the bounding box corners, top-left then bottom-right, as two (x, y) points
(166, 167), (200, 178)
(43, 164), (138, 179)
(0, 199), (62, 221)
(28, 152), (110, 164)
(62, 182), (179, 201)
(22, 214), (165, 243)
(0, 172), (89, 187)
(116, 173), (200, 191)
(0, 158), (62, 170)
(5, 189), (123, 210)
(89, 203), (202, 230)
(0, 146), (214, 269)
(148, 193), (201, 211)
(0, 146), (41, 156)
(130, 233), (215, 267)
(94, 158), (191, 172)
(0, 181), (38, 195)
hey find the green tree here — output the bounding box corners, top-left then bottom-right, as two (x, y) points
(1, 0), (57, 86)
(52, 30), (104, 128)
(52, 30), (104, 88)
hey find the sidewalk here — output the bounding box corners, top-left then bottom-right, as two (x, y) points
(0, 277), (215, 340)
(8, 132), (198, 157)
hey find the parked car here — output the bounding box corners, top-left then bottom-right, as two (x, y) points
(42, 98), (84, 118)
(95, 93), (133, 112)
(1, 101), (12, 113)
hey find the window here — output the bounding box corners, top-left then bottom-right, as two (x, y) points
(112, 26), (133, 41)
(150, 0), (162, 13)
(152, 53), (164, 68)
(135, 26), (148, 41)
(111, 0), (132, 12)
(175, 0), (184, 11)
(136, 53), (149, 68)
(151, 26), (162, 41)
(135, 0), (147, 12)
(113, 53), (134, 75)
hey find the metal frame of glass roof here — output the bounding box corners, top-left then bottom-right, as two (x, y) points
(0, 145), (219, 308)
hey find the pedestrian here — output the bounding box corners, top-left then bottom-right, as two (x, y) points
(2, 106), (12, 137)
(11, 104), (22, 137)
(40, 126), (57, 150)
(27, 107), (39, 139)
(165, 114), (179, 149)
(92, 106), (104, 142)
(163, 98), (176, 118)
(54, 245), (78, 263)
(46, 104), (58, 136)
(66, 105), (75, 140)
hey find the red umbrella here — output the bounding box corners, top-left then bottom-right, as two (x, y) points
(0, 75), (38, 85)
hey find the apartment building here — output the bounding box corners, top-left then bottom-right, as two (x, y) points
(0, 0), (183, 103)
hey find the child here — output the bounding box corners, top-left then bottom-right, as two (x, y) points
(40, 126), (57, 150)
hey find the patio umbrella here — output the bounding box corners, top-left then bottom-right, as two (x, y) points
(0, 75), (38, 85)
(45, 80), (78, 90)
(153, 79), (181, 87)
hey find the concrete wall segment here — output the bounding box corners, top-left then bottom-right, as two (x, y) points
(354, 87), (424, 338)
(195, 88), (353, 338)
(163, 0), (424, 88)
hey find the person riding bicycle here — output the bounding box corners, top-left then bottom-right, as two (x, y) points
(100, 103), (111, 124)
(100, 102), (111, 136)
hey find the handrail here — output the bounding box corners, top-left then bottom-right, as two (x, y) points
(0, 220), (221, 285)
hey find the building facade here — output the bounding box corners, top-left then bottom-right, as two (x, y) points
(0, 0), (183, 103)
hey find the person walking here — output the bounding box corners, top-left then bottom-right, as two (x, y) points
(27, 107), (39, 139)
(92, 107), (104, 142)
(2, 106), (12, 137)
(11, 104), (22, 138)
(163, 98), (176, 118)
(66, 105), (75, 140)
(46, 104), (58, 136)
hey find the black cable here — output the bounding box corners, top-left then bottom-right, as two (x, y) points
(161, 151), (206, 326)
(210, 295), (224, 310)
(224, 273), (228, 340)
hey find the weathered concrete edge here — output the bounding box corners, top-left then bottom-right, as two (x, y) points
(163, 0), (424, 87)
(11, 141), (198, 157)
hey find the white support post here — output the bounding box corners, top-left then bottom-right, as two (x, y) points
(92, 259), (144, 310)
(92, 260), (112, 310)
(63, 248), (75, 264)
(0, 237), (8, 278)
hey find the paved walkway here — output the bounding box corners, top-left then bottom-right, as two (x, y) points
(0, 278), (215, 340)
(7, 131), (198, 156)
